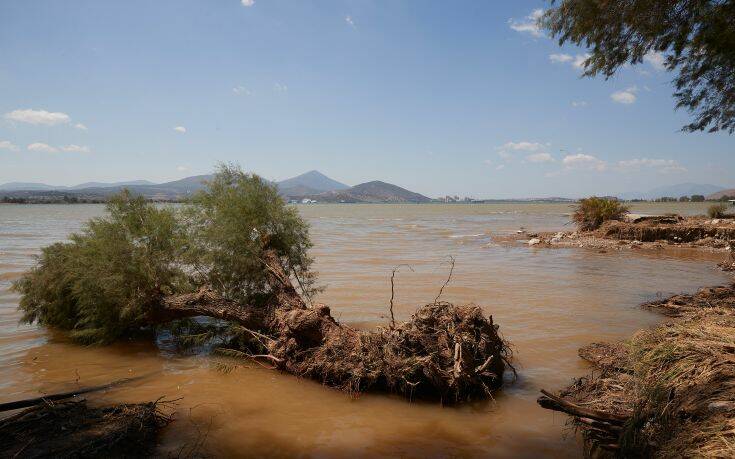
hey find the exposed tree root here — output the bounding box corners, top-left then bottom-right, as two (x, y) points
(0, 399), (170, 458)
(148, 250), (511, 402)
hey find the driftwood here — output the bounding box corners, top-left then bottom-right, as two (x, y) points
(147, 249), (511, 402)
(537, 390), (628, 452)
(0, 375), (151, 413)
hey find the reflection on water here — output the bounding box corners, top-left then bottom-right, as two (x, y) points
(0, 202), (730, 458)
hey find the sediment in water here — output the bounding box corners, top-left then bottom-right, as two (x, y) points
(538, 283), (735, 457)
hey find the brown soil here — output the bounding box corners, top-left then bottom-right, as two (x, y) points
(538, 283), (735, 457)
(0, 399), (169, 458)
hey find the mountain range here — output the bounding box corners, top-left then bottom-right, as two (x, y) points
(617, 183), (727, 200)
(0, 171), (431, 204)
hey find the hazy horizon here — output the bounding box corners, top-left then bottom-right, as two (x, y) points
(1, 0), (734, 198)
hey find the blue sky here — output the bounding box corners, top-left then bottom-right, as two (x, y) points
(0, 0), (733, 198)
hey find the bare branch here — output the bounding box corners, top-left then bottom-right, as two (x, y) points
(434, 255), (456, 303)
(389, 264), (413, 328)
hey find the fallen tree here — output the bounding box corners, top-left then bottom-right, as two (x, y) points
(14, 165), (511, 402)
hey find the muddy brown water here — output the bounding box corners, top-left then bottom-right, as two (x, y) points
(1, 202), (731, 458)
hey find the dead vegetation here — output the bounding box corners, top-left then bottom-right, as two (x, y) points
(0, 399), (170, 458)
(538, 285), (735, 457)
(596, 218), (735, 245)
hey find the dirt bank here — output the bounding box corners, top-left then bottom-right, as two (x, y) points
(508, 216), (735, 255)
(538, 283), (735, 457)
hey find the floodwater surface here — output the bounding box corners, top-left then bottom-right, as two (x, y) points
(0, 202), (730, 458)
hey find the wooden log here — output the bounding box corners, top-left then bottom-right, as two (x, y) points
(538, 389), (629, 424)
(0, 374), (150, 413)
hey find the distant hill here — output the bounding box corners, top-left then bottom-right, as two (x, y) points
(0, 182), (59, 191)
(311, 180), (431, 203)
(277, 170), (348, 197)
(0, 172), (431, 203)
(618, 183), (726, 200)
(0, 180), (157, 191)
(0, 171), (354, 202)
(707, 188), (735, 200)
(69, 180), (156, 190)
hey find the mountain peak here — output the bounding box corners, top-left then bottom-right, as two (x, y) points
(277, 171), (349, 193)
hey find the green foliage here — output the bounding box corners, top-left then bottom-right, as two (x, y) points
(690, 194), (705, 202)
(14, 191), (187, 343)
(573, 197), (629, 231)
(707, 203), (730, 218)
(542, 1), (735, 134)
(13, 165), (319, 344)
(184, 164), (318, 302)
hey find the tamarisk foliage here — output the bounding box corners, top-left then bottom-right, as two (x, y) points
(542, 0), (735, 134)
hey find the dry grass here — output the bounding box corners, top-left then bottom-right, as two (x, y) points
(543, 286), (735, 457)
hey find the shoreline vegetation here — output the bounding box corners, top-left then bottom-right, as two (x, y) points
(537, 284), (735, 457)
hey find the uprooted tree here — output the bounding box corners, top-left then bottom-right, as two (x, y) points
(14, 165), (511, 402)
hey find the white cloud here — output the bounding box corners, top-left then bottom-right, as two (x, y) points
(241, 0), (255, 6)
(176, 165), (190, 172)
(173, 126), (187, 133)
(345, 16), (355, 28)
(644, 51), (666, 71)
(500, 141), (545, 152)
(60, 144), (91, 153)
(571, 101), (588, 107)
(495, 164), (505, 170)
(617, 158), (686, 173)
(74, 123), (88, 130)
(562, 153), (607, 171)
(526, 152), (554, 163)
(483, 159), (493, 166)
(27, 142), (58, 153)
(572, 53), (590, 70)
(0, 140), (19, 151)
(5, 109), (71, 126)
(549, 53), (590, 72)
(509, 9), (544, 38)
(233, 85), (251, 96)
(549, 53), (573, 64)
(274, 82), (288, 92)
(611, 86), (638, 104)
(498, 150), (512, 160)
